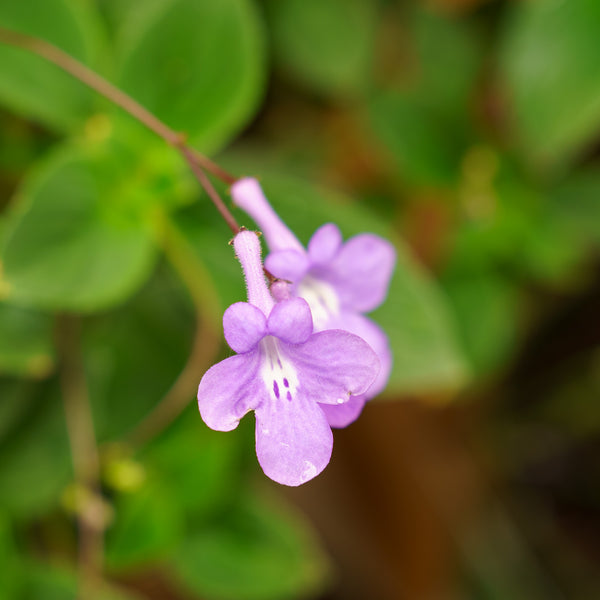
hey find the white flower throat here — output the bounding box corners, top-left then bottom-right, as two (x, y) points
(297, 276), (340, 331)
(260, 336), (299, 402)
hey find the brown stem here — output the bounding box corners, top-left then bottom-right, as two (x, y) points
(56, 315), (103, 599)
(0, 26), (239, 226)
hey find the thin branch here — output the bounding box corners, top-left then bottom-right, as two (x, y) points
(0, 26), (240, 230)
(126, 217), (222, 447)
(56, 315), (104, 599)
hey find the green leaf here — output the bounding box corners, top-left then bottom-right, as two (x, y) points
(83, 264), (194, 441)
(19, 561), (145, 600)
(0, 513), (21, 598)
(145, 415), (246, 518)
(106, 475), (182, 570)
(412, 8), (481, 116)
(369, 91), (464, 186)
(0, 0), (100, 131)
(0, 379), (37, 443)
(549, 166), (600, 246)
(212, 172), (469, 393)
(2, 140), (158, 312)
(266, 0), (375, 98)
(173, 492), (330, 600)
(440, 274), (519, 377)
(500, 0), (600, 166)
(0, 381), (71, 517)
(115, 0), (265, 151)
(0, 302), (54, 377)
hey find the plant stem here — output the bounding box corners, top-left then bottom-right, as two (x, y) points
(0, 26), (240, 233)
(126, 217), (223, 447)
(56, 315), (103, 599)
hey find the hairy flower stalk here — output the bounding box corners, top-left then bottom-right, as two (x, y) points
(231, 179), (396, 427)
(197, 230), (379, 486)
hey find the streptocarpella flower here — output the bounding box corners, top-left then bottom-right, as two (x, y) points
(197, 230), (380, 486)
(231, 178), (395, 428)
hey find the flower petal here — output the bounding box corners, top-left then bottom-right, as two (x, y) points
(267, 298), (313, 344)
(255, 392), (333, 486)
(325, 312), (392, 398)
(230, 178), (304, 253)
(324, 234), (396, 312)
(307, 223), (342, 266)
(319, 396), (367, 429)
(223, 302), (267, 353)
(281, 330), (380, 405)
(198, 352), (263, 432)
(265, 249), (310, 282)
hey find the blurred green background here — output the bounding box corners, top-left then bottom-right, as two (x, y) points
(1, 0), (599, 598)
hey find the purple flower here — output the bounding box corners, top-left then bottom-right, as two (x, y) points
(231, 178), (395, 427)
(197, 230), (379, 486)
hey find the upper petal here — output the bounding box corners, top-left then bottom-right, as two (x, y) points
(307, 224), (342, 266)
(254, 391), (333, 486)
(281, 330), (380, 405)
(230, 178), (304, 253)
(198, 352), (263, 432)
(322, 234), (396, 312)
(265, 249), (310, 282)
(223, 302), (267, 353)
(267, 297), (313, 344)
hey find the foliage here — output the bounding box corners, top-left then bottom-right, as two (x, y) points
(0, 0), (599, 598)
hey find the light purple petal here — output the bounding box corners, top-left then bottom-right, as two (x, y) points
(254, 391), (333, 486)
(321, 234), (396, 312)
(265, 249), (310, 282)
(267, 298), (313, 344)
(319, 396), (367, 429)
(325, 312), (392, 398)
(307, 224), (342, 266)
(223, 302), (267, 353)
(230, 178), (304, 253)
(281, 330), (380, 405)
(198, 352), (263, 432)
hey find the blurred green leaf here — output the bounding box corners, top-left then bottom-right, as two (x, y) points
(173, 491), (330, 600)
(500, 0), (600, 166)
(174, 201), (248, 312)
(20, 563), (77, 600)
(19, 561), (145, 600)
(0, 513), (21, 598)
(115, 0), (265, 151)
(2, 140), (158, 312)
(0, 379), (37, 443)
(266, 0), (375, 98)
(369, 91), (464, 186)
(106, 475), (182, 570)
(0, 382), (71, 517)
(84, 264), (194, 441)
(412, 7), (481, 116)
(549, 166), (600, 245)
(145, 415), (246, 518)
(0, 302), (54, 377)
(441, 273), (519, 377)
(0, 0), (100, 131)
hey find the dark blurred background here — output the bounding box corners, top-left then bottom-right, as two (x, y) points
(0, 0), (599, 598)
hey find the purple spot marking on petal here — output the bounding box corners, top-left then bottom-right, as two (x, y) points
(277, 359), (282, 369)
(286, 390), (292, 401)
(283, 378), (289, 388)
(273, 380), (280, 399)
